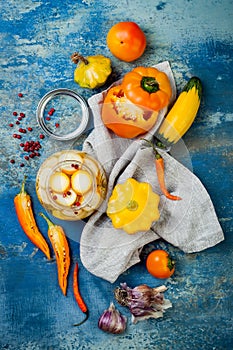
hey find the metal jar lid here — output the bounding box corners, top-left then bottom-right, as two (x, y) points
(36, 88), (89, 141)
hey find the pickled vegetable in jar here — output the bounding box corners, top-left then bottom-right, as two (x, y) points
(36, 150), (107, 221)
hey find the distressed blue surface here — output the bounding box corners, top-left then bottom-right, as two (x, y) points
(0, 1), (233, 349)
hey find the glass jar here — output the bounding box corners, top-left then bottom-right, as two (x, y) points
(36, 150), (107, 221)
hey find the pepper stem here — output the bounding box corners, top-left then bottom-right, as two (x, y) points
(20, 175), (27, 194)
(141, 76), (159, 93)
(71, 52), (89, 65)
(73, 310), (89, 327)
(40, 212), (54, 229)
(141, 138), (162, 159)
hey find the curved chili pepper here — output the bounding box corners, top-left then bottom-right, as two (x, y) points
(154, 153), (182, 200)
(14, 176), (51, 259)
(40, 213), (70, 296)
(142, 139), (182, 201)
(73, 262), (89, 326)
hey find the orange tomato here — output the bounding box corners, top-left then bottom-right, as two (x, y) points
(101, 84), (158, 138)
(146, 249), (175, 279)
(106, 21), (146, 62)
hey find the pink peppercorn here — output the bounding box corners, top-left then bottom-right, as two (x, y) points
(55, 123), (60, 128)
(20, 113), (25, 117)
(13, 112), (18, 116)
(10, 159), (15, 164)
(9, 123), (14, 127)
(27, 127), (33, 131)
(18, 93), (23, 98)
(39, 134), (45, 139)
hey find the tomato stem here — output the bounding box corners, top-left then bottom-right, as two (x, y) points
(167, 256), (175, 271)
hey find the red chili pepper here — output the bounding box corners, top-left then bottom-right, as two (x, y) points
(73, 262), (89, 326)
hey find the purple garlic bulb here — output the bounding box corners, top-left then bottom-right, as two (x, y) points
(114, 283), (172, 324)
(98, 302), (127, 334)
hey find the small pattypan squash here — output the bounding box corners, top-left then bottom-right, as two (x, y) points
(107, 178), (160, 234)
(71, 52), (112, 89)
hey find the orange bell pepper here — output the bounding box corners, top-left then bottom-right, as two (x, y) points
(101, 84), (158, 138)
(121, 66), (172, 111)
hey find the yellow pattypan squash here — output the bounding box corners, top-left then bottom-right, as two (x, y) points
(107, 178), (160, 234)
(71, 52), (112, 89)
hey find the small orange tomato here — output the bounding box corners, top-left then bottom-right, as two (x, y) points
(106, 21), (146, 62)
(146, 249), (175, 279)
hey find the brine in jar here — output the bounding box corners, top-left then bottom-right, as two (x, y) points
(36, 150), (107, 221)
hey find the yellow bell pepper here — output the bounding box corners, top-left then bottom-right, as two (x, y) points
(71, 52), (112, 89)
(107, 178), (160, 234)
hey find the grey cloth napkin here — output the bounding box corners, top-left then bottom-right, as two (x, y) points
(80, 61), (224, 283)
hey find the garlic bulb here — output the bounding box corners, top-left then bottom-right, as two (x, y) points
(114, 283), (172, 324)
(98, 302), (127, 334)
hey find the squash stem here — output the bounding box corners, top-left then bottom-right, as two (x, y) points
(71, 52), (89, 65)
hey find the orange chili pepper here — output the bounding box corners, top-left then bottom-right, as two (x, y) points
(73, 262), (89, 326)
(142, 139), (182, 201)
(14, 176), (51, 259)
(40, 213), (70, 296)
(155, 153), (182, 201)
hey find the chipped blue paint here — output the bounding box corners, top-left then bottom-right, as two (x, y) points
(0, 0), (233, 349)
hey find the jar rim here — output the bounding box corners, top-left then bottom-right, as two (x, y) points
(36, 88), (89, 141)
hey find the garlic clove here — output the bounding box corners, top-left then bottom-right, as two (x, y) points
(98, 302), (127, 334)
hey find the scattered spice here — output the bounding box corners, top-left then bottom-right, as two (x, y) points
(48, 108), (55, 116)
(8, 99), (45, 167)
(73, 262), (89, 326)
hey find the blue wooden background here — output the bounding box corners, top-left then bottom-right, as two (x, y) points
(0, 1), (232, 349)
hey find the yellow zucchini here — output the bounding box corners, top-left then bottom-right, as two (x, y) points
(156, 77), (202, 145)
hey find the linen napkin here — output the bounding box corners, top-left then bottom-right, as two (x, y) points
(80, 61), (224, 283)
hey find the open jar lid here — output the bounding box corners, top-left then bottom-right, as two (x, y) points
(36, 88), (89, 141)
